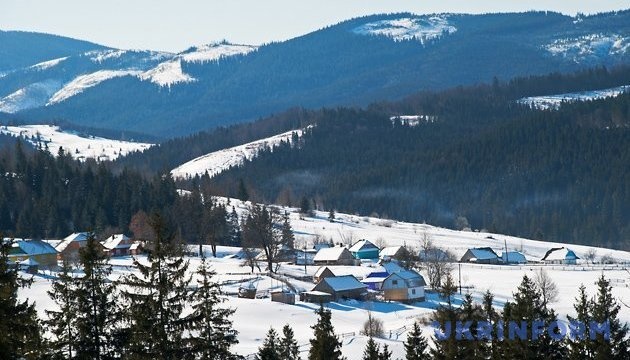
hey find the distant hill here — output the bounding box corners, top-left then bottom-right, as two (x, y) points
(2, 10), (629, 137)
(0, 30), (106, 72)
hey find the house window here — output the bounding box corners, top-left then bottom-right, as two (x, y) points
(411, 289), (416, 294)
(392, 280), (398, 285)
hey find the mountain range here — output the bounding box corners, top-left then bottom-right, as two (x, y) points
(1, 10), (629, 137)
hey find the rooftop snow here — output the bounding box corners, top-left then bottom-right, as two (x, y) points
(48, 70), (142, 105)
(542, 247), (579, 261)
(14, 240), (57, 255)
(379, 246), (404, 257)
(0, 125), (153, 161)
(349, 239), (379, 253)
(353, 16), (456, 43)
(321, 275), (367, 291)
(518, 85), (630, 110)
(313, 247), (350, 261)
(171, 128), (307, 179)
(467, 248), (498, 260)
(102, 234), (131, 250)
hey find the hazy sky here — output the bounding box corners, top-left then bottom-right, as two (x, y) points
(2, 0), (628, 52)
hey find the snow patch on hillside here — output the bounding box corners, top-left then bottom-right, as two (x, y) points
(389, 115), (437, 126)
(0, 124), (153, 161)
(0, 80), (62, 113)
(171, 128), (307, 179)
(518, 85), (630, 110)
(28, 57), (69, 71)
(545, 33), (630, 62)
(138, 60), (196, 87)
(47, 70), (142, 105)
(88, 49), (129, 63)
(354, 16), (456, 43)
(180, 43), (257, 63)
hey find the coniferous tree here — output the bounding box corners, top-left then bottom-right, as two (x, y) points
(362, 336), (380, 360)
(590, 275), (630, 359)
(257, 327), (281, 360)
(279, 324), (300, 360)
(404, 322), (429, 360)
(187, 256), (239, 359)
(0, 239), (45, 359)
(308, 305), (344, 360)
(74, 232), (118, 360)
(237, 179), (249, 202)
(567, 284), (593, 359)
(45, 260), (78, 360)
(122, 214), (193, 359)
(281, 212), (295, 250)
(328, 209), (335, 222)
(378, 344), (392, 360)
(227, 207), (241, 246)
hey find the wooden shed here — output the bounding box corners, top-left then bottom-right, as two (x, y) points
(311, 275), (368, 301)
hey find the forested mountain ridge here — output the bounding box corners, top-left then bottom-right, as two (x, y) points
(183, 68), (630, 250)
(4, 10), (630, 137)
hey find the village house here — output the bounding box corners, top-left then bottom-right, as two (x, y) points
(8, 239), (58, 271)
(349, 239), (380, 260)
(459, 247), (500, 264)
(500, 250), (527, 264)
(309, 275), (368, 301)
(56, 232), (91, 261)
(541, 247), (579, 265)
(313, 247), (356, 266)
(379, 246), (410, 261)
(101, 234), (140, 257)
(381, 269), (426, 303)
(313, 266), (336, 283)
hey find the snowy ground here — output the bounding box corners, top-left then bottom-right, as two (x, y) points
(518, 85), (630, 110)
(18, 200), (630, 359)
(0, 124), (153, 161)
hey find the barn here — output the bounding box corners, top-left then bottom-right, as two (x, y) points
(311, 275), (368, 301)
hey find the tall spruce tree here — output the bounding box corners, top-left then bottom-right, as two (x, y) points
(362, 336), (380, 360)
(590, 275), (630, 359)
(0, 239), (45, 359)
(187, 256), (239, 359)
(281, 212), (295, 250)
(74, 232), (118, 360)
(308, 305), (344, 360)
(279, 324), (300, 360)
(257, 327), (281, 360)
(122, 214), (193, 359)
(404, 322), (429, 360)
(45, 260), (78, 359)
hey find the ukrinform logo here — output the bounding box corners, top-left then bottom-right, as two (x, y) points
(432, 320), (611, 341)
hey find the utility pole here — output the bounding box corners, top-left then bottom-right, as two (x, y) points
(304, 243), (307, 274)
(458, 263), (462, 294)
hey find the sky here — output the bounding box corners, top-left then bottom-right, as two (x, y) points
(1, 0), (629, 52)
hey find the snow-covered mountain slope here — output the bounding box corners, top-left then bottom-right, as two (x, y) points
(0, 42), (256, 111)
(545, 33), (630, 63)
(0, 80), (61, 113)
(0, 125), (153, 161)
(48, 70), (142, 105)
(179, 43), (257, 63)
(171, 128), (306, 179)
(353, 15), (457, 43)
(518, 85), (630, 110)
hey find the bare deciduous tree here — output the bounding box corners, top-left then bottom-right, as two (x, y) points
(534, 268), (559, 308)
(418, 231), (453, 289)
(337, 229), (357, 247)
(583, 249), (597, 264)
(361, 311), (384, 338)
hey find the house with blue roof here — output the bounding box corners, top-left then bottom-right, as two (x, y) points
(349, 239), (380, 259)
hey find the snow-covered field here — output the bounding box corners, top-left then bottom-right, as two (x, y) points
(171, 128), (306, 179)
(0, 124), (153, 161)
(518, 85), (630, 110)
(353, 16), (457, 43)
(18, 199), (630, 359)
